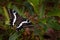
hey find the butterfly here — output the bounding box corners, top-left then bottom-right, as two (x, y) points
(8, 9), (32, 31)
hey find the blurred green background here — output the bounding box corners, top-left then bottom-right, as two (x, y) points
(0, 0), (60, 40)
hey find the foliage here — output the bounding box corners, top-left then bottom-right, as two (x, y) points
(0, 0), (60, 40)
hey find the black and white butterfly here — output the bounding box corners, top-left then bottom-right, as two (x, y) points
(8, 9), (32, 31)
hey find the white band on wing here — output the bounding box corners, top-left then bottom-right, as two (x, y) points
(12, 12), (17, 26)
(17, 20), (30, 28)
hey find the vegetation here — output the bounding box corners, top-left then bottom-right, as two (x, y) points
(0, 0), (60, 40)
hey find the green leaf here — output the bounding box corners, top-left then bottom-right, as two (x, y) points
(9, 29), (24, 40)
(47, 17), (60, 30)
(39, 22), (48, 32)
(7, 2), (12, 9)
(9, 32), (19, 40)
(47, 22), (60, 30)
(39, 3), (45, 19)
(3, 7), (10, 25)
(24, 2), (34, 15)
(47, 8), (60, 17)
(0, 6), (4, 14)
(28, 0), (39, 13)
(28, 0), (39, 6)
(41, 18), (47, 24)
